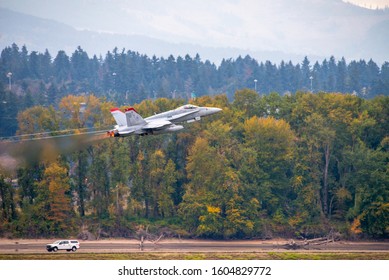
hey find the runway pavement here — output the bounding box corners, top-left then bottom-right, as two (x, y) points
(1, 239), (389, 254)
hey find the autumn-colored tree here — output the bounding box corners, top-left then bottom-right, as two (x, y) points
(59, 95), (86, 129)
(240, 116), (296, 235)
(59, 94), (113, 129)
(17, 106), (58, 135)
(130, 150), (149, 217)
(39, 161), (74, 235)
(233, 89), (259, 118)
(109, 138), (130, 218)
(88, 143), (111, 219)
(3, 92), (388, 240)
(158, 159), (178, 218)
(179, 137), (226, 237)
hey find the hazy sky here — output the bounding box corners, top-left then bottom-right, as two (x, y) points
(347, 0), (389, 8)
(1, 0), (388, 42)
(1, 1), (388, 35)
(0, 0), (388, 61)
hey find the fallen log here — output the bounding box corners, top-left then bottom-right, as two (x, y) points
(305, 237), (327, 244)
(283, 235), (339, 249)
(283, 239), (309, 249)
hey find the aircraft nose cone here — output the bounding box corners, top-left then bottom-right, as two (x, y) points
(207, 107), (222, 114)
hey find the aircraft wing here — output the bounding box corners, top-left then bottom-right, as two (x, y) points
(168, 109), (200, 122)
(143, 120), (172, 130)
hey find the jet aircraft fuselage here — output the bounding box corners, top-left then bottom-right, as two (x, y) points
(108, 104), (222, 137)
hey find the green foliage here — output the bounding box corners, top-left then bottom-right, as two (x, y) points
(0, 175), (17, 227)
(1, 44), (389, 138)
(0, 92), (388, 239)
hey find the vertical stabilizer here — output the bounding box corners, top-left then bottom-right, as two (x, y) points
(110, 108), (127, 127)
(125, 108), (147, 127)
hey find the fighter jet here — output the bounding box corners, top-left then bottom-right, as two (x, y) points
(107, 104), (222, 137)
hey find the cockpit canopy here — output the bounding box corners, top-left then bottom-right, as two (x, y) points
(179, 104), (199, 110)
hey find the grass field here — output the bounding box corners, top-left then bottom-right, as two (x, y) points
(1, 252), (389, 260)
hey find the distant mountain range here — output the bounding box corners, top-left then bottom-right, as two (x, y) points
(0, 1), (388, 64)
(0, 8), (310, 64)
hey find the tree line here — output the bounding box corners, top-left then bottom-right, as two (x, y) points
(1, 43), (388, 110)
(0, 91), (388, 239)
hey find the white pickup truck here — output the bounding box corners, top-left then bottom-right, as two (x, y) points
(46, 240), (80, 252)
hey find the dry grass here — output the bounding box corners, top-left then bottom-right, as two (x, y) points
(1, 252), (389, 260)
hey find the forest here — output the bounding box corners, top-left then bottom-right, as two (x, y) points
(1, 43), (389, 138)
(0, 90), (388, 239)
(0, 44), (388, 240)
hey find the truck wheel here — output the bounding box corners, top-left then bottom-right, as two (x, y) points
(47, 249), (52, 252)
(52, 247), (58, 252)
(72, 246), (77, 252)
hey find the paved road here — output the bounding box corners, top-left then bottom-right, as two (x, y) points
(1, 240), (389, 253)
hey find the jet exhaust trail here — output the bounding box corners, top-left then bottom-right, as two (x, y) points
(0, 129), (108, 172)
(0, 104), (222, 172)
